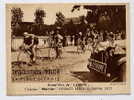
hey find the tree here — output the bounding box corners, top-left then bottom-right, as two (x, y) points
(11, 7), (23, 25)
(79, 16), (87, 36)
(55, 12), (65, 27)
(64, 19), (76, 36)
(34, 8), (46, 24)
(11, 7), (23, 36)
(34, 8), (46, 35)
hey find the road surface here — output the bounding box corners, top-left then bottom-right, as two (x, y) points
(11, 46), (106, 82)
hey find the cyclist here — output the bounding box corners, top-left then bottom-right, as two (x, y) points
(18, 32), (39, 65)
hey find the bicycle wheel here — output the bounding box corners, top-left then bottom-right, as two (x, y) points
(49, 48), (56, 59)
(17, 49), (31, 65)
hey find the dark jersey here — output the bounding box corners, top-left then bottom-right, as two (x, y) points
(33, 37), (39, 45)
(24, 36), (32, 45)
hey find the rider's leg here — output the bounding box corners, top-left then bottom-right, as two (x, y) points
(17, 49), (22, 62)
(55, 46), (60, 58)
(17, 44), (25, 61)
(32, 45), (37, 63)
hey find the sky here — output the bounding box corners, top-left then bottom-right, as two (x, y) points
(8, 4), (88, 25)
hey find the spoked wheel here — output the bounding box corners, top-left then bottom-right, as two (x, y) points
(48, 48), (56, 60)
(17, 49), (31, 67)
(58, 47), (63, 58)
(77, 45), (82, 54)
(77, 45), (85, 53)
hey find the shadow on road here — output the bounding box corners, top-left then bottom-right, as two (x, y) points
(71, 71), (106, 82)
(12, 61), (27, 66)
(66, 51), (85, 54)
(37, 56), (51, 60)
(66, 51), (79, 54)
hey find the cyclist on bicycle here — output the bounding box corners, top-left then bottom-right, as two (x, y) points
(18, 32), (39, 65)
(54, 28), (63, 58)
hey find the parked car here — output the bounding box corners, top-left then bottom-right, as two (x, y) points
(87, 40), (126, 82)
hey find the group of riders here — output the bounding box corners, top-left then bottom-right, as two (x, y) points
(17, 26), (117, 66)
(17, 27), (64, 65)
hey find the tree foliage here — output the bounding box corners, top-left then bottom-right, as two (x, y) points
(55, 12), (65, 27)
(11, 7), (23, 36)
(33, 8), (46, 35)
(11, 7), (23, 24)
(78, 15), (87, 34)
(34, 8), (46, 24)
(63, 19), (76, 36)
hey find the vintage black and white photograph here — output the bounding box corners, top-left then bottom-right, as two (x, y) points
(6, 3), (130, 95)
